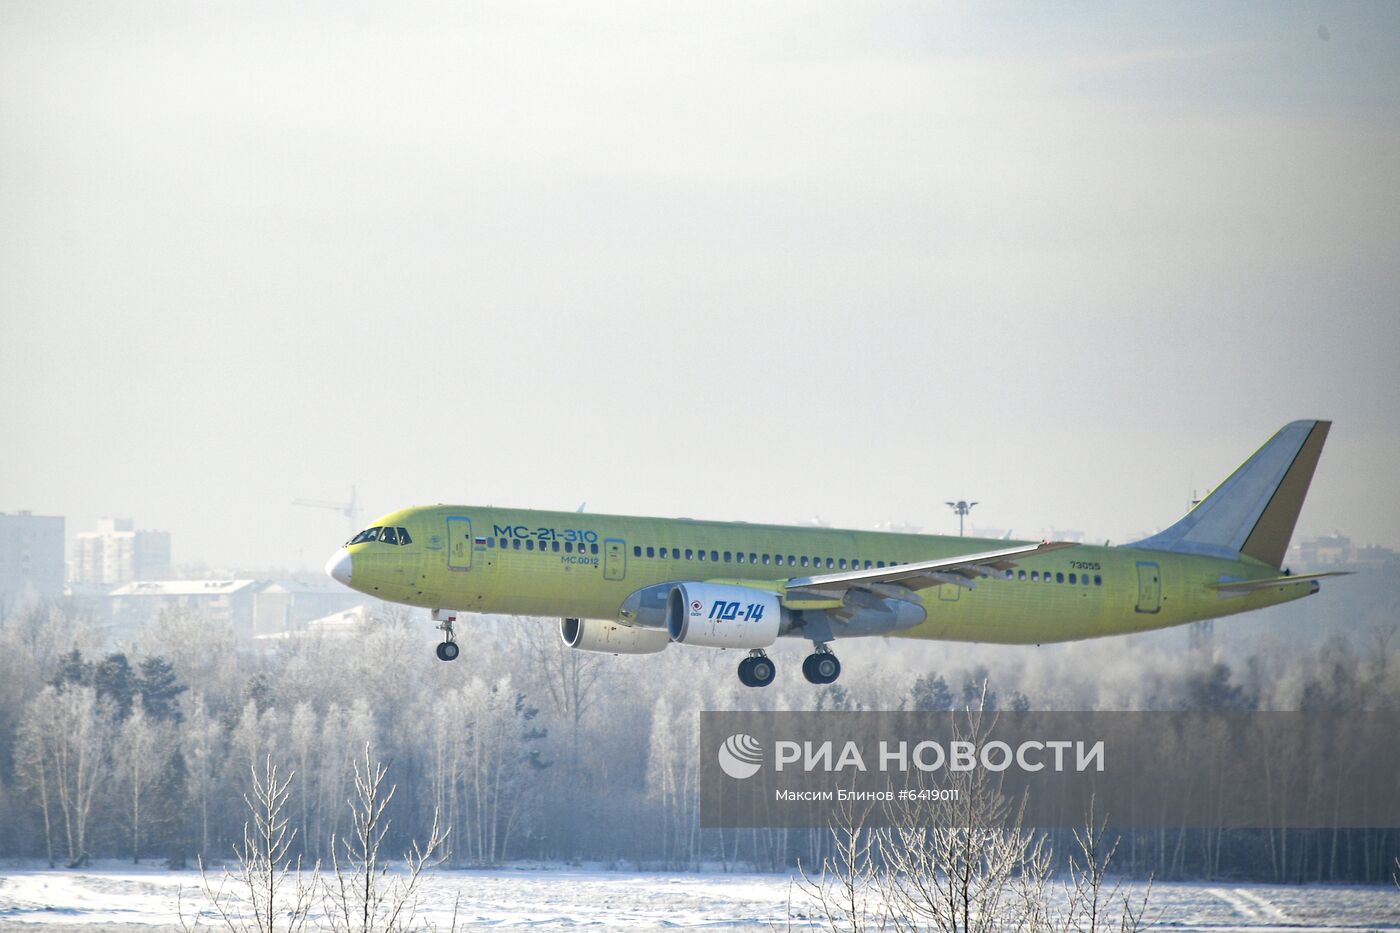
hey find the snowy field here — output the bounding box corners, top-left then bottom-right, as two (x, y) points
(2, 863), (1399, 931)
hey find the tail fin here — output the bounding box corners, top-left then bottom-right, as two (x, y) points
(1131, 420), (1331, 567)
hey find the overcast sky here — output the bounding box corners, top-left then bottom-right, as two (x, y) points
(2, 1), (1398, 572)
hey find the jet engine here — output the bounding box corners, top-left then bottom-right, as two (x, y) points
(666, 583), (784, 648)
(560, 617), (670, 655)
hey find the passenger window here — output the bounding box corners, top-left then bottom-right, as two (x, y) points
(723, 551), (732, 562)
(800, 556), (809, 568)
(698, 550), (707, 561)
(877, 561), (885, 568)
(487, 538), (495, 549)
(685, 549), (693, 560)
(633, 546), (641, 557)
(763, 554), (771, 565)
(1094, 575), (1102, 586)
(565, 542), (573, 553)
(864, 560), (872, 569)
(1069, 573), (1076, 584)
(838, 559), (847, 570)
(750, 553), (758, 563)
(379, 527), (399, 545)
(825, 558), (834, 569)
(1056, 572), (1064, 583)
(659, 547), (668, 558)
(525, 539), (534, 551)
(647, 547), (655, 558)
(552, 541), (560, 552)
(710, 550), (718, 562)
(736, 552), (745, 563)
(1031, 571), (1039, 581)
(1018, 570), (1026, 581)
(590, 543), (599, 554)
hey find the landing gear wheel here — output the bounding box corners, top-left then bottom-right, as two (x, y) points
(738, 653), (776, 688)
(433, 609), (460, 662)
(802, 650), (840, 685)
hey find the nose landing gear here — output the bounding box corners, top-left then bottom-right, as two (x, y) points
(432, 609), (460, 662)
(802, 645), (841, 685)
(737, 650), (776, 688)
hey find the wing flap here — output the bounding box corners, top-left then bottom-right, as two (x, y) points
(784, 541), (1074, 599)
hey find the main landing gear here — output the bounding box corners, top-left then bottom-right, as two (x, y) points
(738, 650), (776, 688)
(734, 646), (843, 687)
(802, 645), (841, 685)
(433, 609), (460, 662)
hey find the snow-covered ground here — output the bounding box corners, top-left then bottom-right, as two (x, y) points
(1, 863), (1398, 931)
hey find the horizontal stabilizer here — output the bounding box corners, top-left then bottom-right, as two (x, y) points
(1207, 571), (1351, 597)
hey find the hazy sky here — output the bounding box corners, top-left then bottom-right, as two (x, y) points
(3, 1), (1398, 572)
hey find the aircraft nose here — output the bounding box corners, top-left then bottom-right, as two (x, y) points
(325, 547), (353, 586)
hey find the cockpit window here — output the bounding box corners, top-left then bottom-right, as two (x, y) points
(349, 527), (382, 545)
(397, 527), (411, 545)
(379, 526), (400, 545)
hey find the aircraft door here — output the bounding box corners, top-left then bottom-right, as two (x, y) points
(1135, 561), (1160, 613)
(447, 518), (473, 571)
(603, 538), (626, 581)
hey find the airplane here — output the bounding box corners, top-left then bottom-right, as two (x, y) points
(324, 420), (1348, 687)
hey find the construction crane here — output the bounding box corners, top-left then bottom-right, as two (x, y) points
(293, 486), (362, 540)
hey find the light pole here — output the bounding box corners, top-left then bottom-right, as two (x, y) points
(945, 500), (978, 536)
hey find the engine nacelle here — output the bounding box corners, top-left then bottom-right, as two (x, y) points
(666, 583), (783, 649)
(560, 617), (670, 655)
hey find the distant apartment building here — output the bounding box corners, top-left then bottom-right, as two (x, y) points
(253, 577), (366, 636)
(1289, 534), (1399, 569)
(0, 510), (65, 607)
(106, 577), (368, 640)
(74, 518), (172, 585)
(107, 579), (260, 637)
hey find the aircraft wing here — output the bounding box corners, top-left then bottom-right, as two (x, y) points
(1207, 571), (1352, 596)
(784, 541), (1075, 600)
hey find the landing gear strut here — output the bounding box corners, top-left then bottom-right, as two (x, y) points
(802, 645), (841, 685)
(738, 650), (776, 688)
(433, 609), (460, 662)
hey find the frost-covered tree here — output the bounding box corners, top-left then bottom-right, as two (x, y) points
(17, 684), (115, 865)
(181, 692), (225, 859)
(910, 673), (954, 711)
(644, 698), (698, 869)
(118, 698), (167, 862)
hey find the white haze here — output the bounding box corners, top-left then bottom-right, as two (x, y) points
(2, 1), (1398, 570)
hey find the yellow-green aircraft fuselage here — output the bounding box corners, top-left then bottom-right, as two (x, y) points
(325, 421), (1344, 687)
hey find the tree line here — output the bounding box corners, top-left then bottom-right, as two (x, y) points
(0, 601), (1396, 882)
